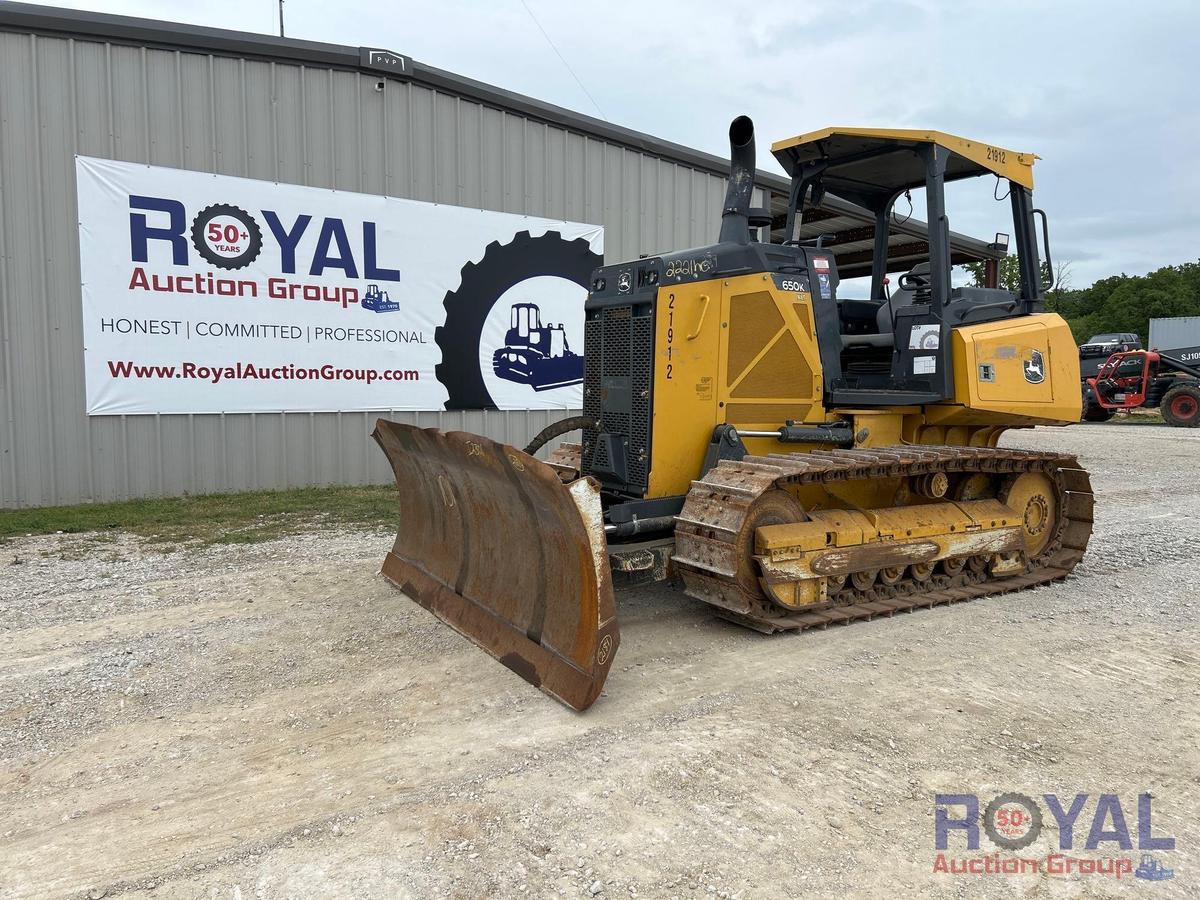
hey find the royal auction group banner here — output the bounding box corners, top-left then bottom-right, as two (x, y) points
(76, 157), (603, 415)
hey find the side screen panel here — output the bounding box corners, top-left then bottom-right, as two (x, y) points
(646, 281), (723, 498)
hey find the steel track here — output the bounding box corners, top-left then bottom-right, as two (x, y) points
(672, 446), (1094, 633)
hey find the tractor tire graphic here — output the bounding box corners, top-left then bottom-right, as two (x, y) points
(982, 792), (1043, 851)
(435, 230), (601, 409)
(190, 204), (263, 270)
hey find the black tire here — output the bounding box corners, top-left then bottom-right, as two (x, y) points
(1080, 384), (1114, 422)
(1161, 383), (1200, 427)
(435, 230), (601, 409)
(190, 204), (263, 270)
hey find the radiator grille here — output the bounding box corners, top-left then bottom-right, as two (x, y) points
(582, 301), (655, 495)
(602, 307), (631, 376)
(583, 316), (602, 428)
(628, 315), (653, 488)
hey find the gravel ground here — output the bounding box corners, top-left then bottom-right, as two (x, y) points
(1, 423), (1197, 899)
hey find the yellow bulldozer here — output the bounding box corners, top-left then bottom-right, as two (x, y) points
(373, 117), (1093, 710)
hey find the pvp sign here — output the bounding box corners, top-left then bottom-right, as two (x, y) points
(76, 157), (602, 415)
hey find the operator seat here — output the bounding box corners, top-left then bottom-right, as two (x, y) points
(838, 296), (895, 350)
(839, 260), (931, 350)
(836, 261), (938, 350)
(888, 261), (932, 308)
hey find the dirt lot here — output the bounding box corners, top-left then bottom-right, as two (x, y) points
(2, 424), (1197, 899)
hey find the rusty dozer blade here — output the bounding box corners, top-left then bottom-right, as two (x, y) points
(372, 421), (619, 711)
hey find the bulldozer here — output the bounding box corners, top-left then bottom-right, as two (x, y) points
(492, 301), (584, 391)
(372, 117), (1093, 710)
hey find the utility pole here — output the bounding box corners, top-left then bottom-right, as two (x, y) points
(278, 0), (285, 37)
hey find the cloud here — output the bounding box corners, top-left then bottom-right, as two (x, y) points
(29, 0), (1200, 285)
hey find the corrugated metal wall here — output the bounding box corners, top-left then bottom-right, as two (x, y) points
(0, 29), (758, 508)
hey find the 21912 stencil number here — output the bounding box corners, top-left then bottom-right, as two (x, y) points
(666, 295), (674, 379)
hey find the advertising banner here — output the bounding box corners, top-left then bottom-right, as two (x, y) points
(76, 157), (603, 414)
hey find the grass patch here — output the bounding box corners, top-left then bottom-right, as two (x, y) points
(0, 485), (398, 547)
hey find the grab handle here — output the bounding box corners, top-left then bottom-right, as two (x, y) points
(1034, 208), (1054, 292)
(687, 294), (711, 340)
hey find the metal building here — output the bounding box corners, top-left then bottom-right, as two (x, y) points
(0, 2), (999, 508)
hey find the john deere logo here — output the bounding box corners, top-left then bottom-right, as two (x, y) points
(1023, 349), (1046, 384)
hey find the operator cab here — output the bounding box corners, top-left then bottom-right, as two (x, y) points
(510, 302), (541, 339)
(771, 129), (1054, 405)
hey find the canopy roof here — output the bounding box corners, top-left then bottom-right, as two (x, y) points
(771, 127), (1037, 193)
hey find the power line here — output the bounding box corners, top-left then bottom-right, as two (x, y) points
(518, 0), (607, 121)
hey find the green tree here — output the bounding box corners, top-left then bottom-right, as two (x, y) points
(959, 255), (1023, 292)
(958, 254), (1056, 295)
(958, 258), (1200, 345)
(1056, 262), (1200, 343)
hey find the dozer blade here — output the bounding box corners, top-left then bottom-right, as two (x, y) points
(372, 421), (619, 711)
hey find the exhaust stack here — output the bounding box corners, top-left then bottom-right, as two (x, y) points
(718, 115), (756, 245)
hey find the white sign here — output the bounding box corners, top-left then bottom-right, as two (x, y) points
(908, 323), (941, 351)
(76, 157), (603, 414)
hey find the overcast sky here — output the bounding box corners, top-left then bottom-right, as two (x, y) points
(30, 0), (1200, 287)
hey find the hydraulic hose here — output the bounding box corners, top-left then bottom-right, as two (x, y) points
(523, 416), (599, 456)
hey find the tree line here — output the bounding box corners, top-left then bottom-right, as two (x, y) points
(959, 257), (1200, 344)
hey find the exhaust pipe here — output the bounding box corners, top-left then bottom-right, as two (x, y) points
(718, 115), (756, 245)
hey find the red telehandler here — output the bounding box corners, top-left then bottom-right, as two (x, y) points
(1086, 350), (1200, 427)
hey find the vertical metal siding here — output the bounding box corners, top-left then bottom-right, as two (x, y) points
(0, 31), (735, 507)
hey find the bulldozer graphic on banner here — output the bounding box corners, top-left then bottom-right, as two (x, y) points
(362, 283), (400, 313)
(492, 302), (584, 391)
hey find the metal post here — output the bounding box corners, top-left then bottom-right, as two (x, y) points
(983, 257), (999, 289)
(870, 206), (889, 299)
(1010, 186), (1042, 302)
(278, 0), (285, 37)
(923, 144), (951, 312)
